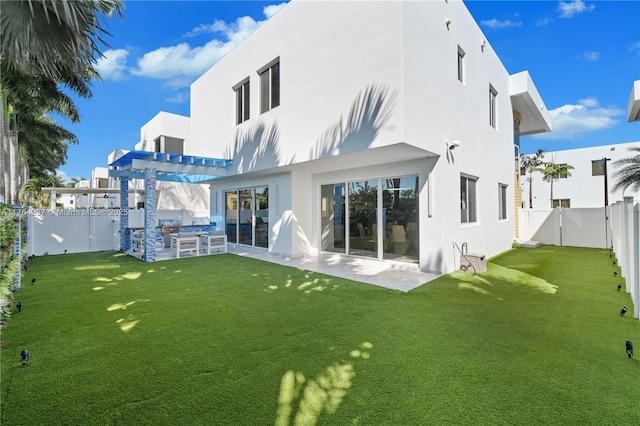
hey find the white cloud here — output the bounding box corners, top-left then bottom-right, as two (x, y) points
(536, 17), (553, 26)
(533, 98), (624, 140)
(480, 19), (522, 29)
(264, 2), (287, 18)
(132, 3), (287, 87)
(95, 49), (129, 80)
(582, 50), (600, 61)
(558, 0), (595, 19)
(629, 41), (640, 53)
(578, 97), (599, 108)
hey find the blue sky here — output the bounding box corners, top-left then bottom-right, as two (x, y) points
(55, 0), (640, 181)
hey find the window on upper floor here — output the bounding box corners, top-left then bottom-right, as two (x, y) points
(457, 46), (465, 83)
(259, 59), (280, 113)
(234, 78), (250, 125)
(498, 183), (508, 220)
(460, 175), (478, 224)
(489, 85), (498, 128)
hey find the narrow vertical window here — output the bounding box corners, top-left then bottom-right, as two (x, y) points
(461, 175), (478, 223)
(498, 184), (508, 220)
(259, 58), (280, 113)
(489, 85), (498, 128)
(457, 46), (465, 83)
(234, 78), (250, 125)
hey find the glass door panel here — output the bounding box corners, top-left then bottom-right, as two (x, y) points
(321, 184), (345, 253)
(382, 176), (419, 262)
(348, 180), (378, 258)
(255, 186), (269, 248)
(239, 189), (253, 246)
(225, 191), (238, 244)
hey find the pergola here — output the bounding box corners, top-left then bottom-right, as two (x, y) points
(108, 150), (232, 262)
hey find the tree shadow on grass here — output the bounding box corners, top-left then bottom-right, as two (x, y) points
(275, 342), (373, 426)
(263, 271), (342, 295)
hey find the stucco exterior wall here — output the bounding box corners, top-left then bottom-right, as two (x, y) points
(401, 0), (518, 266)
(190, 0), (404, 167)
(159, 0), (550, 274)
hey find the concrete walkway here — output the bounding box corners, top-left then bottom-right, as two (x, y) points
(227, 246), (441, 292)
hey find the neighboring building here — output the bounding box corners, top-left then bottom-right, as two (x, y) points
(72, 180), (91, 208)
(58, 193), (75, 209)
(110, 112), (210, 213)
(110, 0), (552, 272)
(521, 141), (640, 209)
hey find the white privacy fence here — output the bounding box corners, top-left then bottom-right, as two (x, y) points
(520, 200), (640, 319)
(610, 197), (640, 319)
(27, 209), (122, 255)
(27, 208), (210, 256)
(518, 207), (607, 249)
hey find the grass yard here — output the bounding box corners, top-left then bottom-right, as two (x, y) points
(1, 246), (638, 425)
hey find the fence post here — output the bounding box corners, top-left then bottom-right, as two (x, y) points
(630, 199), (640, 319)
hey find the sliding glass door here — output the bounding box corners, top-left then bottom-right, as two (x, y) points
(225, 186), (269, 248)
(321, 175), (418, 263)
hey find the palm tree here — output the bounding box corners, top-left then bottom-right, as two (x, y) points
(0, 0), (123, 204)
(520, 149), (545, 208)
(611, 146), (640, 195)
(540, 160), (574, 208)
(1, 0), (123, 79)
(19, 173), (66, 208)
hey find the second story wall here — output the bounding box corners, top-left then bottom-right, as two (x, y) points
(190, 0), (405, 173)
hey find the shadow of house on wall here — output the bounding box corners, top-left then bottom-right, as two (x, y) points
(224, 121), (294, 174)
(311, 84), (398, 160)
(224, 85), (397, 174)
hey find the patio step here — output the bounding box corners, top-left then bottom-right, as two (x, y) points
(520, 240), (541, 248)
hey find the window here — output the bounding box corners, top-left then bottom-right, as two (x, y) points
(552, 199), (570, 208)
(234, 78), (250, 124)
(259, 59), (280, 113)
(498, 184), (508, 220)
(457, 46), (465, 83)
(489, 85), (497, 128)
(460, 175), (477, 223)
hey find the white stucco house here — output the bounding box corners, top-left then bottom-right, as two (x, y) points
(521, 141), (640, 209)
(109, 0), (552, 272)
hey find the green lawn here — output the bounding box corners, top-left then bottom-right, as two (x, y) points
(1, 247), (638, 425)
